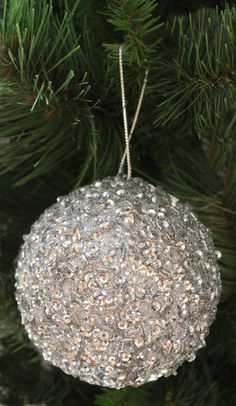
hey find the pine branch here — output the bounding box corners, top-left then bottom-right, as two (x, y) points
(0, 0), (143, 186)
(95, 386), (153, 406)
(104, 0), (163, 67)
(0, 0), (103, 185)
(153, 5), (236, 143)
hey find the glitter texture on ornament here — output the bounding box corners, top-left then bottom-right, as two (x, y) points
(15, 176), (221, 388)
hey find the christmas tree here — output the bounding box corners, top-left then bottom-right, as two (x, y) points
(0, 0), (236, 405)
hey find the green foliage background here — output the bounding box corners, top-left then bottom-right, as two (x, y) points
(0, 1), (236, 405)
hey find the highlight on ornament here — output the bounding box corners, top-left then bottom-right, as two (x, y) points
(15, 176), (221, 389)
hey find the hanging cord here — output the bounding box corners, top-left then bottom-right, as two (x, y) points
(118, 45), (149, 179)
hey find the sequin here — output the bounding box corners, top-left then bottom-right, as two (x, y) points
(134, 337), (145, 348)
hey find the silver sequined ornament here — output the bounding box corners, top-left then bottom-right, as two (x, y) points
(15, 176), (221, 389)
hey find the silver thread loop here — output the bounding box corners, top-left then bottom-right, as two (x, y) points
(118, 45), (148, 179)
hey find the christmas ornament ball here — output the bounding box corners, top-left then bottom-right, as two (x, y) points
(15, 176), (221, 388)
